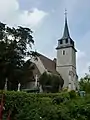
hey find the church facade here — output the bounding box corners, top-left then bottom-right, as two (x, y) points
(23, 14), (79, 91)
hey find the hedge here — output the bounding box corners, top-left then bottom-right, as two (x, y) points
(0, 90), (89, 120)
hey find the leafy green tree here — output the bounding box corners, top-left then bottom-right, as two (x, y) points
(39, 72), (64, 93)
(79, 73), (90, 93)
(0, 22), (37, 90)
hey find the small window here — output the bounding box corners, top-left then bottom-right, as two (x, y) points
(62, 50), (65, 55)
(60, 40), (63, 44)
(65, 39), (68, 43)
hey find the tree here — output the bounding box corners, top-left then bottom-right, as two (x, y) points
(79, 73), (90, 93)
(39, 72), (64, 93)
(0, 22), (37, 90)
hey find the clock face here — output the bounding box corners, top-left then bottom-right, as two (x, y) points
(69, 71), (72, 75)
(69, 71), (74, 76)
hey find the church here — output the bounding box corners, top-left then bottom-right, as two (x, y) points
(23, 13), (79, 92)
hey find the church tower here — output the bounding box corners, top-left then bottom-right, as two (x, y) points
(56, 11), (78, 90)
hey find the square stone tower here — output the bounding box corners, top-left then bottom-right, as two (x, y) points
(56, 12), (78, 90)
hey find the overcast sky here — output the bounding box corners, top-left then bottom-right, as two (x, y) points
(0, 0), (90, 78)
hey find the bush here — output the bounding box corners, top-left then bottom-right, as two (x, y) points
(69, 90), (77, 99)
(39, 72), (64, 93)
(52, 92), (70, 104)
(0, 91), (90, 120)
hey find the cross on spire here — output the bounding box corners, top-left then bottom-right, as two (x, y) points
(62, 9), (70, 38)
(65, 9), (67, 19)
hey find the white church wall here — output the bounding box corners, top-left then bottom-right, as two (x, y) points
(57, 65), (77, 90)
(57, 66), (71, 88)
(57, 48), (72, 67)
(31, 57), (46, 74)
(71, 48), (76, 68)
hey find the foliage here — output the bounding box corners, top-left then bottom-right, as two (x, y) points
(0, 22), (37, 90)
(69, 90), (77, 99)
(39, 72), (64, 93)
(79, 73), (90, 93)
(0, 91), (90, 120)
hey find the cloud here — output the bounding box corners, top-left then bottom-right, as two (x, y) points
(76, 29), (90, 78)
(0, 0), (47, 28)
(76, 49), (86, 60)
(76, 49), (86, 77)
(19, 8), (47, 28)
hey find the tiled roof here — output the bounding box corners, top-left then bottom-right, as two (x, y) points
(38, 53), (59, 75)
(32, 53), (64, 87)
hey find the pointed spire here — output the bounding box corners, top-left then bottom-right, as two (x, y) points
(62, 9), (70, 38)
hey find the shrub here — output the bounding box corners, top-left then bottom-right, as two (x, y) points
(39, 72), (64, 93)
(52, 92), (70, 104)
(69, 90), (77, 99)
(0, 91), (90, 120)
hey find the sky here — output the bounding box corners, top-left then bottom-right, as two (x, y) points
(0, 0), (90, 78)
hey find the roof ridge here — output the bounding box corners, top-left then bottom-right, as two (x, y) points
(38, 52), (55, 63)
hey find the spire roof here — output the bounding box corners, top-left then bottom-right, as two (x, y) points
(62, 10), (70, 39)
